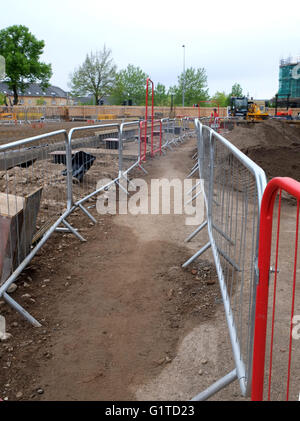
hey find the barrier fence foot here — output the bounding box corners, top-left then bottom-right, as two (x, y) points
(187, 180), (202, 196)
(185, 221), (207, 243)
(188, 162), (198, 174)
(191, 369), (237, 401)
(186, 189), (203, 205)
(115, 179), (129, 195)
(138, 163), (148, 175)
(78, 203), (97, 224)
(122, 173), (136, 189)
(62, 219), (87, 242)
(2, 292), (42, 327)
(182, 241), (211, 268)
(187, 165), (199, 179)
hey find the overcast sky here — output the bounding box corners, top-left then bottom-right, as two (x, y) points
(1, 0), (299, 99)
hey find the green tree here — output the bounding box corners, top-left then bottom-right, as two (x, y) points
(0, 93), (5, 105)
(0, 25), (52, 105)
(173, 67), (209, 106)
(69, 46), (117, 105)
(154, 82), (169, 106)
(111, 64), (148, 105)
(211, 91), (230, 107)
(230, 83), (243, 97)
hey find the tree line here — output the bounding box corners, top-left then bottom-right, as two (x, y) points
(68, 46), (211, 106)
(0, 25), (244, 107)
(69, 47), (244, 107)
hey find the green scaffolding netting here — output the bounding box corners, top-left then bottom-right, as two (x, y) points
(278, 64), (300, 98)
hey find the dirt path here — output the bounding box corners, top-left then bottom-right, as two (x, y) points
(3, 131), (298, 402)
(1, 127), (300, 402)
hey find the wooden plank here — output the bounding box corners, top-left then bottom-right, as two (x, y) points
(49, 150), (75, 164)
(18, 187), (43, 263)
(0, 192), (24, 217)
(0, 188), (43, 284)
(105, 138), (119, 150)
(0, 209), (24, 284)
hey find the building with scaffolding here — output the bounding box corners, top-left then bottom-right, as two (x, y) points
(277, 57), (300, 107)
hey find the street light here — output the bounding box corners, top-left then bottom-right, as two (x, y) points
(182, 44), (185, 107)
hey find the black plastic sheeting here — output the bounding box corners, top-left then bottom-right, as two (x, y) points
(62, 150), (96, 182)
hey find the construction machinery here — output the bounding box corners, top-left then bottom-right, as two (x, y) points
(274, 109), (293, 120)
(0, 109), (17, 121)
(230, 96), (269, 121)
(229, 96), (249, 117)
(246, 101), (269, 121)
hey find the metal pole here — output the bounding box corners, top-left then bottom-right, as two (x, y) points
(191, 369), (238, 401)
(182, 44), (185, 108)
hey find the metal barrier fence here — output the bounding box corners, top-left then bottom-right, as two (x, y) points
(0, 130), (75, 326)
(67, 122), (122, 222)
(0, 117), (192, 325)
(200, 116), (232, 135)
(151, 120), (162, 157)
(162, 118), (176, 149)
(185, 118), (267, 399)
(0, 106), (63, 124)
(251, 177), (300, 401)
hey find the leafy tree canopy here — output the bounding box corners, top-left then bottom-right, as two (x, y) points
(154, 82), (169, 106)
(210, 91), (230, 107)
(0, 25), (52, 105)
(69, 45), (116, 105)
(111, 64), (148, 105)
(230, 83), (243, 97)
(172, 67), (209, 106)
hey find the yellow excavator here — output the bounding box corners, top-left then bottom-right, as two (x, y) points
(0, 93), (17, 120)
(246, 101), (269, 121)
(0, 109), (17, 120)
(0, 110), (17, 121)
(230, 97), (269, 121)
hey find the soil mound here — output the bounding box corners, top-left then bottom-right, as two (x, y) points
(225, 120), (300, 180)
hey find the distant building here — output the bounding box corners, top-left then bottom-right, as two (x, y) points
(0, 82), (72, 106)
(277, 57), (300, 107)
(251, 99), (270, 109)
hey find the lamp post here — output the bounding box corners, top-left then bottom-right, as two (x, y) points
(182, 44), (185, 107)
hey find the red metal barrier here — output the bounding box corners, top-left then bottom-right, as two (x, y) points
(145, 78), (154, 157)
(251, 177), (300, 401)
(197, 100), (220, 119)
(139, 120), (147, 163)
(139, 118), (162, 163)
(143, 78), (162, 157)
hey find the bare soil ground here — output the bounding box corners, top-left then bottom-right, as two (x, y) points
(226, 120), (300, 181)
(0, 121), (122, 145)
(0, 138), (225, 401)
